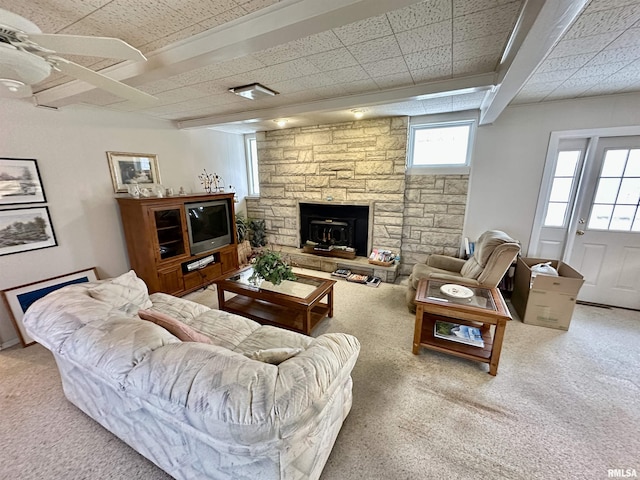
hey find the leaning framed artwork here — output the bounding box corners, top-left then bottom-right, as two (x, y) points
(0, 207), (57, 257)
(107, 151), (161, 193)
(1, 267), (99, 346)
(0, 157), (47, 205)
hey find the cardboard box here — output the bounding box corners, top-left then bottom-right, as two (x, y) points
(511, 257), (584, 330)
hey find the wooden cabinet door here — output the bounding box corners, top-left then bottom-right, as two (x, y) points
(158, 267), (184, 295)
(220, 246), (239, 274)
(149, 206), (189, 264)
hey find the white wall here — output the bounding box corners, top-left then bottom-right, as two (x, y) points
(0, 99), (246, 347)
(465, 92), (640, 252)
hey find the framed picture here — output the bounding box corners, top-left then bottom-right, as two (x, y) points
(0, 157), (47, 205)
(107, 151), (161, 193)
(0, 207), (57, 257)
(1, 267), (99, 346)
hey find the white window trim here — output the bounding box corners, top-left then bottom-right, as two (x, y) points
(407, 110), (478, 175)
(244, 134), (259, 197)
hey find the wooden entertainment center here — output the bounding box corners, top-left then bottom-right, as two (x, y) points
(116, 193), (239, 296)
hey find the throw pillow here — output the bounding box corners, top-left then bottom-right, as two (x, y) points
(138, 310), (212, 344)
(88, 270), (153, 310)
(245, 347), (303, 365)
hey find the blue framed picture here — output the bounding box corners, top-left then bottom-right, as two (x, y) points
(1, 267), (98, 347)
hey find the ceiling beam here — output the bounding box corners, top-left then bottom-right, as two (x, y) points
(34, 0), (426, 107)
(479, 0), (590, 125)
(177, 73), (496, 129)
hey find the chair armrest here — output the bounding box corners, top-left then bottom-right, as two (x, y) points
(427, 273), (480, 285)
(426, 254), (466, 273)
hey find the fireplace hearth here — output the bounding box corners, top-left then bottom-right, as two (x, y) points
(299, 202), (369, 257)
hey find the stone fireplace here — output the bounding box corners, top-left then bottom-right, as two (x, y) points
(246, 116), (469, 277)
(299, 202), (370, 257)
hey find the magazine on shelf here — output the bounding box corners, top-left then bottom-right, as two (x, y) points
(345, 273), (381, 287)
(434, 321), (484, 348)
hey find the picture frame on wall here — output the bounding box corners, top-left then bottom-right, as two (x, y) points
(107, 151), (161, 193)
(0, 207), (57, 257)
(0, 157), (47, 205)
(1, 267), (99, 346)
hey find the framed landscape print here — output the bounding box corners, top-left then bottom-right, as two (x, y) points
(0, 158), (46, 205)
(0, 207), (57, 257)
(107, 151), (161, 193)
(1, 267), (99, 346)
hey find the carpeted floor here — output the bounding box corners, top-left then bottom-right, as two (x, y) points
(1, 269), (639, 479)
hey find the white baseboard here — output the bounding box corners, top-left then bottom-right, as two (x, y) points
(0, 338), (21, 350)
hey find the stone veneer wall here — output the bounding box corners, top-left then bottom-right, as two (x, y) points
(246, 116), (469, 277)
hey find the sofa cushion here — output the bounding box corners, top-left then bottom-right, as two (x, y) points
(138, 309), (212, 344)
(88, 270), (153, 310)
(233, 325), (312, 355)
(245, 347), (304, 364)
(148, 292), (210, 322)
(188, 309), (261, 350)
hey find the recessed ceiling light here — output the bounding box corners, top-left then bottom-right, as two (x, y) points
(229, 83), (279, 100)
(352, 109), (365, 119)
(274, 119), (288, 127)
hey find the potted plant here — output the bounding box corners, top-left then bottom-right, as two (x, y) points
(235, 214), (252, 265)
(249, 218), (267, 248)
(249, 249), (296, 286)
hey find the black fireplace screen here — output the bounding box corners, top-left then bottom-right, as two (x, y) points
(299, 203), (369, 257)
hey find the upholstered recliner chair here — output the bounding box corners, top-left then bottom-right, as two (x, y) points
(406, 230), (520, 312)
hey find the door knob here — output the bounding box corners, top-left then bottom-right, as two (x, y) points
(576, 230), (585, 235)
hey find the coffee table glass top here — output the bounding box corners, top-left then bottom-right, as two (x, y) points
(425, 280), (497, 311)
(226, 267), (327, 299)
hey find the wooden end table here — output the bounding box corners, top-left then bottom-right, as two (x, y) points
(214, 267), (335, 335)
(412, 279), (511, 375)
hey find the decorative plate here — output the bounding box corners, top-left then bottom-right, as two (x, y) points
(440, 284), (474, 299)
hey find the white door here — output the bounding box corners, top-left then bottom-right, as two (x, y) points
(569, 137), (640, 309)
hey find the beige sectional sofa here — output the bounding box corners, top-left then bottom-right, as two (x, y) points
(23, 271), (360, 480)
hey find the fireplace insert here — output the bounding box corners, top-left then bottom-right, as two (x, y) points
(299, 203), (369, 256)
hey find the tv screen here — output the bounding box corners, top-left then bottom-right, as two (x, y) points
(185, 200), (232, 255)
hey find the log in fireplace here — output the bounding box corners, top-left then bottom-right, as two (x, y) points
(299, 202), (369, 257)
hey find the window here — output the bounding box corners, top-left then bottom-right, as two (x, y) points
(408, 118), (476, 173)
(245, 134), (259, 196)
(588, 148), (640, 231)
(543, 150), (581, 227)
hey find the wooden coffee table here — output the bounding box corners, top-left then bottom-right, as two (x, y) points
(214, 267), (335, 335)
(412, 279), (511, 375)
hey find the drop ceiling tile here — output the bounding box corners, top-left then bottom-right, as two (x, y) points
(563, 4), (640, 40)
(347, 35), (403, 64)
(373, 72), (415, 89)
(305, 48), (359, 71)
(586, 46), (640, 66)
(526, 69), (580, 85)
(267, 78), (312, 95)
(453, 2), (521, 42)
(138, 79), (184, 94)
(573, 61), (631, 79)
(395, 20), (452, 55)
(241, 0), (280, 14)
(312, 85), (349, 99)
(140, 24), (208, 54)
(386, 0), (451, 33)
(586, 0), (640, 12)
(153, 87), (208, 105)
(257, 31), (342, 65)
(189, 80), (236, 95)
(332, 14), (394, 46)
(325, 66), (372, 84)
(198, 7), (247, 29)
(341, 78), (380, 95)
(517, 81), (565, 96)
(410, 63), (452, 83)
(453, 0), (521, 17)
(160, 0), (238, 24)
(372, 101), (426, 116)
(452, 54), (496, 75)
(535, 53), (594, 73)
(246, 58), (321, 85)
(299, 73), (340, 89)
(451, 91), (485, 109)
(547, 31), (623, 58)
(607, 27), (640, 49)
(452, 33), (507, 62)
(404, 45), (451, 71)
(102, 0), (194, 33)
(73, 89), (124, 106)
(361, 57), (409, 78)
(59, 12), (158, 48)
(553, 75), (610, 91)
(0, 0), (99, 33)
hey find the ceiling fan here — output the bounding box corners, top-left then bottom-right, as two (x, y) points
(0, 8), (157, 104)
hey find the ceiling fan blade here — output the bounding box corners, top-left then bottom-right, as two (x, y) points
(50, 57), (157, 105)
(26, 33), (146, 62)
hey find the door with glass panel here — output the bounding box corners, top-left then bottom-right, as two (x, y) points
(568, 137), (640, 309)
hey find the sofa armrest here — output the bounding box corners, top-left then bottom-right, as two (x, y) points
(426, 254), (466, 272)
(275, 333), (360, 425)
(148, 292), (211, 322)
(427, 272), (480, 285)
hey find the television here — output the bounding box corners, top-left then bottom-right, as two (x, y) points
(185, 199), (232, 255)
